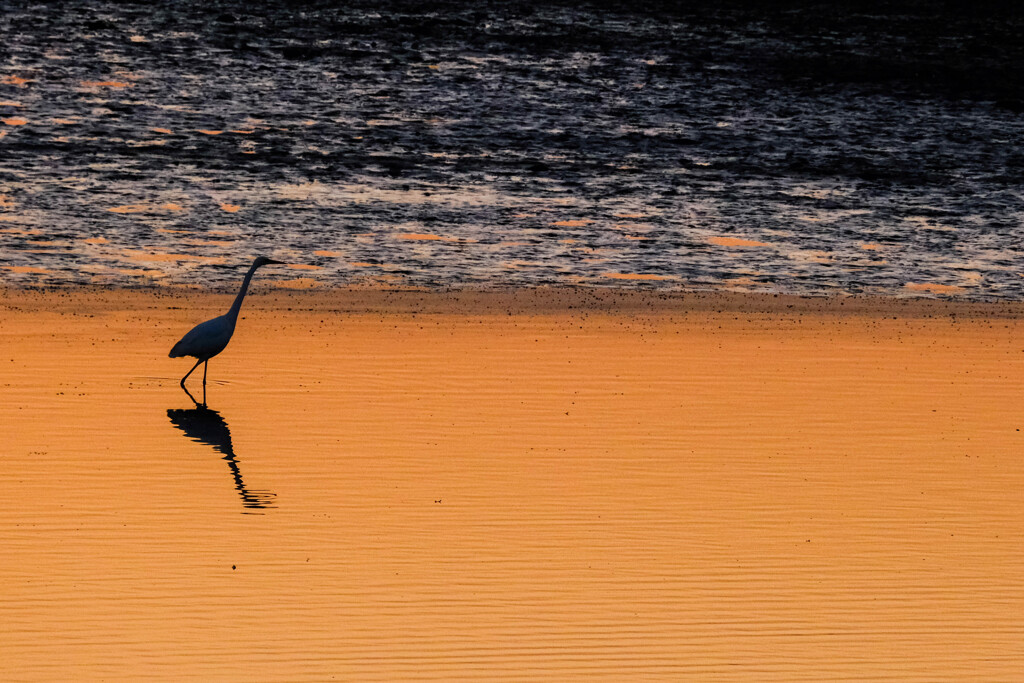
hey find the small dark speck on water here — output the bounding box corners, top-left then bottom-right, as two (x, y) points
(232, 565), (236, 570)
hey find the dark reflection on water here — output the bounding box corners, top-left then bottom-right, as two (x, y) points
(167, 403), (277, 513)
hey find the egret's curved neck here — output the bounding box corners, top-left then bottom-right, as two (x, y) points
(226, 262), (260, 324)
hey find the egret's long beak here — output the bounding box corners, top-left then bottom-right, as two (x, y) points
(265, 258), (286, 265)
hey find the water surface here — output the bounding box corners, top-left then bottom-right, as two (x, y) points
(2, 296), (1023, 679)
(2, 2), (1024, 296)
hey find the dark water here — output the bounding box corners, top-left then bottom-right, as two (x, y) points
(2, 1), (1023, 296)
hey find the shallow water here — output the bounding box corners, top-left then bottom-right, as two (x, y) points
(3, 299), (1024, 679)
(2, 2), (1024, 297)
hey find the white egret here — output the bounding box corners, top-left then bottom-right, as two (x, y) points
(170, 255), (284, 392)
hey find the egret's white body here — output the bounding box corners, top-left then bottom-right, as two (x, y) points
(171, 314), (237, 361)
(170, 256), (282, 392)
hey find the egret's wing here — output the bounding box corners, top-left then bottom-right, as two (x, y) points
(169, 315), (233, 358)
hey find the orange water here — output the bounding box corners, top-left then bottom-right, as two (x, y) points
(2, 294), (1023, 680)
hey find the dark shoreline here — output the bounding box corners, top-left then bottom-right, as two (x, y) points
(6, 284), (1024, 320)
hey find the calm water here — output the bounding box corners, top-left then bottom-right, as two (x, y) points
(2, 299), (1024, 679)
(2, 2), (1024, 296)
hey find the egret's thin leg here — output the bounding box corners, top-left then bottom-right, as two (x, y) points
(203, 360), (208, 386)
(180, 358), (204, 388)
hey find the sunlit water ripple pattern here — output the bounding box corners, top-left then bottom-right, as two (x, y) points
(1, 1), (1024, 296)
(2, 300), (1024, 679)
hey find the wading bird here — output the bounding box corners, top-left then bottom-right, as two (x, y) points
(170, 256), (283, 397)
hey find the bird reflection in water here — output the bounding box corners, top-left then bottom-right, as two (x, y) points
(167, 392), (277, 513)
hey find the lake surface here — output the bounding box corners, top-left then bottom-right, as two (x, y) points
(2, 1), (1024, 297)
(3, 294), (1023, 679)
